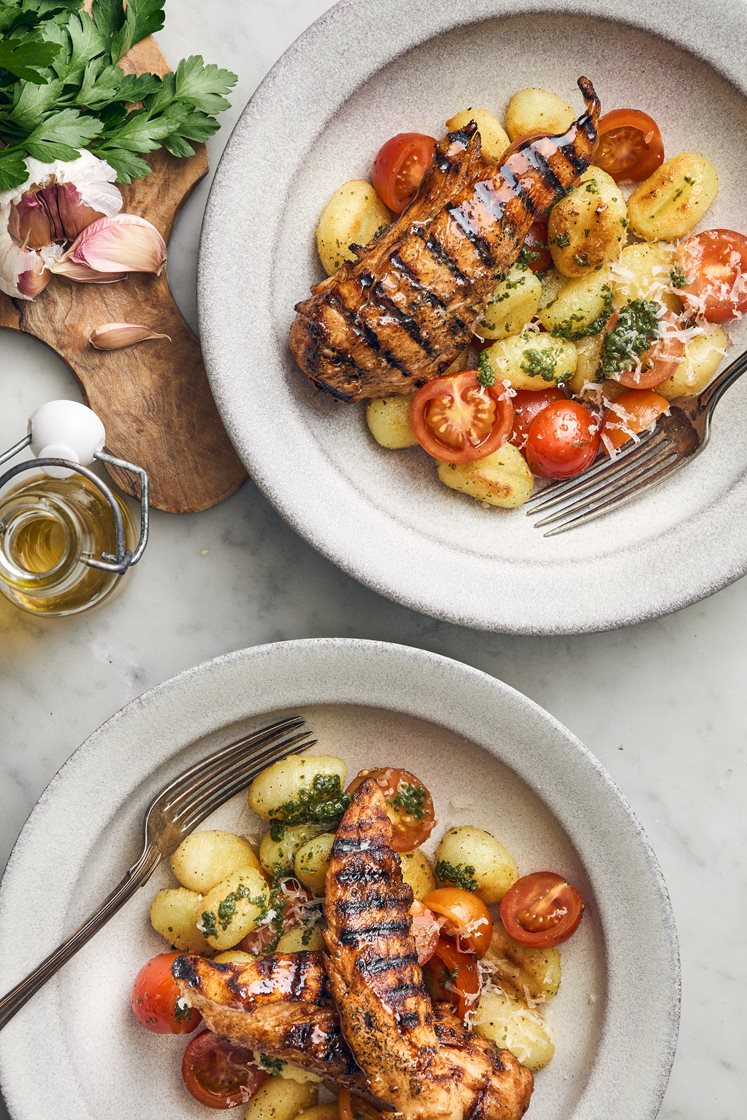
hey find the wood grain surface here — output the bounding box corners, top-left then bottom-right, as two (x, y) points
(0, 30), (246, 513)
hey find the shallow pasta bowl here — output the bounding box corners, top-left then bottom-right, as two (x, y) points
(0, 639), (679, 1119)
(199, 0), (747, 633)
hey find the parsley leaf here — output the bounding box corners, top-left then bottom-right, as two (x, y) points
(0, 36), (60, 81)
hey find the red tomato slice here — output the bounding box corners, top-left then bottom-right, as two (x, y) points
(500, 872), (585, 948)
(602, 389), (670, 451)
(675, 229), (747, 323)
(182, 1031), (267, 1109)
(422, 887), (493, 957)
(131, 952), (202, 1035)
(604, 309), (685, 389)
(411, 369), (514, 463)
(371, 133), (437, 214)
(595, 109), (664, 182)
(525, 400), (601, 480)
(410, 900), (442, 965)
(347, 768), (435, 852)
(424, 937), (480, 1019)
(521, 221), (552, 272)
(510, 387), (567, 449)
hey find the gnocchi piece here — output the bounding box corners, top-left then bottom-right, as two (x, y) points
(446, 108), (510, 161)
(275, 924), (326, 952)
(483, 331), (577, 391)
(316, 180), (390, 276)
(538, 268), (566, 312)
(275, 1065), (323, 1084)
(656, 324), (729, 399)
(366, 395), (417, 449)
(437, 444), (534, 510)
(149, 887), (212, 954)
(568, 334), (604, 397)
(478, 264), (543, 340)
(260, 823), (327, 879)
(505, 87), (575, 142)
(473, 988), (555, 1071)
(435, 825), (519, 904)
(537, 268), (613, 339)
(170, 830), (261, 894)
(248, 755), (347, 822)
(213, 950), (256, 965)
(400, 848), (437, 900)
(626, 152), (718, 241)
(485, 922), (561, 1002)
(294, 1107), (338, 1120)
(548, 167), (627, 277)
(294, 832), (335, 895)
(200, 866), (270, 951)
(611, 242), (680, 312)
(244, 1075), (318, 1120)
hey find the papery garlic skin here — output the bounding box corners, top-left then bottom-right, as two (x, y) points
(55, 214), (167, 277)
(0, 231), (50, 299)
(88, 323), (171, 350)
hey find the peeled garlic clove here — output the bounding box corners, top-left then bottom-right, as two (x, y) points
(88, 323), (171, 350)
(61, 213), (167, 276)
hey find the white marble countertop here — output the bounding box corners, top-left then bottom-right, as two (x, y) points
(1, 2), (745, 1117)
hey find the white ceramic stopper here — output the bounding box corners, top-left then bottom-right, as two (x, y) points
(28, 401), (105, 479)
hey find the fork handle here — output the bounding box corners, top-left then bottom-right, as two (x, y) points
(701, 346), (747, 412)
(0, 845), (161, 1031)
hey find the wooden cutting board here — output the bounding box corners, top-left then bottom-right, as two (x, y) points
(0, 33), (246, 513)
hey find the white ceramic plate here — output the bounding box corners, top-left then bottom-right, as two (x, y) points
(0, 639), (678, 1119)
(199, 0), (747, 634)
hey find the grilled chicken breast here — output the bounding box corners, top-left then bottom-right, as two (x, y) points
(173, 952), (533, 1119)
(290, 77), (600, 401)
(324, 778), (466, 1119)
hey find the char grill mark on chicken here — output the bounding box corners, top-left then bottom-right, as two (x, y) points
(324, 779), (464, 1119)
(289, 77), (600, 401)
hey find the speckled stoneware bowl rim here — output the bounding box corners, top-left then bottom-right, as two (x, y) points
(199, 0), (747, 635)
(0, 639), (679, 1119)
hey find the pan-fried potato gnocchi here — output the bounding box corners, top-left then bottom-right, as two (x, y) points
(260, 823), (326, 879)
(150, 887), (213, 953)
(248, 755), (347, 822)
(505, 87), (575, 142)
(486, 922), (561, 1002)
(275, 924), (326, 952)
(473, 988), (555, 1071)
(627, 152), (718, 241)
(478, 264), (542, 340)
(655, 323), (728, 399)
(483, 331), (576, 391)
(435, 825), (519, 904)
(244, 1076), (318, 1120)
(199, 866), (270, 951)
(438, 444), (534, 509)
(170, 830), (261, 894)
(446, 108), (510, 161)
(213, 950), (256, 965)
(400, 848), (437, 899)
(537, 268), (613, 338)
(294, 1107), (338, 1120)
(366, 395), (417, 448)
(568, 334), (604, 396)
(548, 167), (627, 277)
(611, 242), (680, 312)
(316, 180), (390, 276)
(294, 832), (335, 894)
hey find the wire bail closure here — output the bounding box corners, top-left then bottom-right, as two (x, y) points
(0, 434), (149, 575)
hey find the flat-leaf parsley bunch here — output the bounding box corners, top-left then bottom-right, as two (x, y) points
(0, 0), (237, 190)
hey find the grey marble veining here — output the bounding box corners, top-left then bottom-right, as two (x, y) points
(1, 2), (745, 1117)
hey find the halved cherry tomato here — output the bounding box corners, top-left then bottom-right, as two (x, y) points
(347, 768), (435, 852)
(338, 1089), (384, 1120)
(510, 386), (567, 449)
(411, 370), (514, 463)
(131, 952), (202, 1034)
(525, 400), (600, 480)
(522, 221), (552, 272)
(372, 133), (436, 214)
(595, 109), (664, 183)
(422, 887), (493, 957)
(675, 229), (747, 323)
(410, 900), (442, 965)
(604, 309), (685, 389)
(500, 872), (585, 948)
(602, 389), (670, 451)
(424, 936), (480, 1019)
(182, 1031), (267, 1109)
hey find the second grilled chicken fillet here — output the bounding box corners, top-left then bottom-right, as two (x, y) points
(324, 778), (463, 1120)
(290, 77), (601, 401)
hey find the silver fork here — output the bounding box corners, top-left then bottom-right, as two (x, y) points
(0, 714), (315, 1030)
(527, 345), (747, 536)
